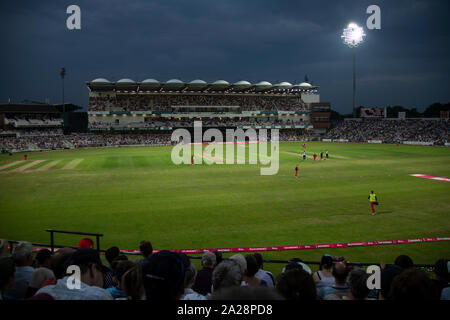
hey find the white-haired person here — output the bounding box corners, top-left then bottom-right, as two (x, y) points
(7, 242), (35, 299)
(180, 264), (207, 300)
(192, 252), (216, 296)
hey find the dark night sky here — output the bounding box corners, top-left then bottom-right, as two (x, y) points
(0, 0), (449, 113)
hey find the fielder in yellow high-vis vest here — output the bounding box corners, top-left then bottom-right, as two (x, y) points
(368, 191), (378, 215)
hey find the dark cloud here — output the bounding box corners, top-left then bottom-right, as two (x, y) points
(0, 0), (449, 112)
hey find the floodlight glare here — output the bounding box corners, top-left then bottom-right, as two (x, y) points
(341, 23), (366, 47)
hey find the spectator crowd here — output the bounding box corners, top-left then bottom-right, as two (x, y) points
(0, 133), (173, 152)
(0, 239), (448, 301)
(326, 119), (449, 145)
(89, 94), (309, 112)
(88, 117), (307, 130)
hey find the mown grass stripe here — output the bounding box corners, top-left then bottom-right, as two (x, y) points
(0, 160), (26, 171)
(10, 160), (46, 172)
(35, 160), (62, 172)
(62, 159), (84, 170)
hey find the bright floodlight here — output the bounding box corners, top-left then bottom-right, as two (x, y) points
(341, 22), (366, 47)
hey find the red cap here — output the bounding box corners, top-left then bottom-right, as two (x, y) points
(78, 238), (94, 249)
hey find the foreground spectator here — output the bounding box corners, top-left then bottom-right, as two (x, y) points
(313, 254), (335, 292)
(229, 254), (248, 285)
(318, 262), (349, 299)
(276, 268), (317, 300)
(432, 258), (450, 297)
(244, 254), (267, 287)
(212, 259), (243, 294)
(25, 267), (56, 298)
(35, 249), (53, 269)
(212, 285), (284, 300)
(36, 248), (112, 300)
(388, 269), (439, 300)
(344, 268), (371, 300)
(192, 252), (216, 296)
(394, 255), (414, 270)
(135, 240), (153, 267)
(180, 264), (206, 300)
(282, 258), (312, 275)
(253, 252), (274, 288)
(107, 260), (135, 299)
(0, 256), (16, 300)
(50, 247), (76, 279)
(7, 242), (34, 299)
(379, 264), (403, 300)
(0, 239), (6, 256)
(141, 250), (188, 300)
(121, 266), (145, 300)
(104, 246), (121, 289)
(214, 251), (223, 266)
(441, 287), (450, 300)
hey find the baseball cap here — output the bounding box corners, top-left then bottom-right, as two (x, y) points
(141, 250), (186, 296)
(78, 238), (94, 249)
(66, 248), (108, 273)
(36, 249), (53, 264)
(282, 258), (312, 275)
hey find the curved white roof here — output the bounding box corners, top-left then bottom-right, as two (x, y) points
(117, 78), (136, 83)
(274, 82), (293, 89)
(234, 80), (251, 86)
(140, 79), (161, 90)
(233, 80), (252, 90)
(299, 82), (312, 87)
(211, 80), (230, 90)
(141, 79), (160, 83)
(189, 79), (206, 84)
(187, 79), (207, 90)
(255, 81), (272, 87)
(166, 79), (184, 84)
(164, 79), (185, 90)
(254, 81), (272, 91)
(212, 80), (229, 85)
(91, 78), (111, 83)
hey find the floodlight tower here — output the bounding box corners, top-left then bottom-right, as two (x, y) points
(341, 23), (366, 118)
(60, 67), (66, 130)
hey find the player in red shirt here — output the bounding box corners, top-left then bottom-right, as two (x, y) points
(24, 154), (28, 161)
(302, 143), (306, 149)
(191, 155), (194, 165)
(313, 153), (317, 161)
(295, 164), (299, 178)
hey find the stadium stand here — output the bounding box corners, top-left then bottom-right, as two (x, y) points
(1, 79), (449, 152)
(326, 119), (449, 145)
(1, 238), (448, 300)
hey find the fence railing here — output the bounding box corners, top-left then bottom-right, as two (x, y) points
(4, 230), (436, 269)
(46, 229), (103, 253)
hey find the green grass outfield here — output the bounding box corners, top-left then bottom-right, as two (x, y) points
(0, 142), (449, 274)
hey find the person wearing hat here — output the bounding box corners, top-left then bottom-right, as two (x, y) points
(78, 238), (94, 249)
(282, 258), (312, 275)
(35, 249), (112, 300)
(141, 250), (189, 300)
